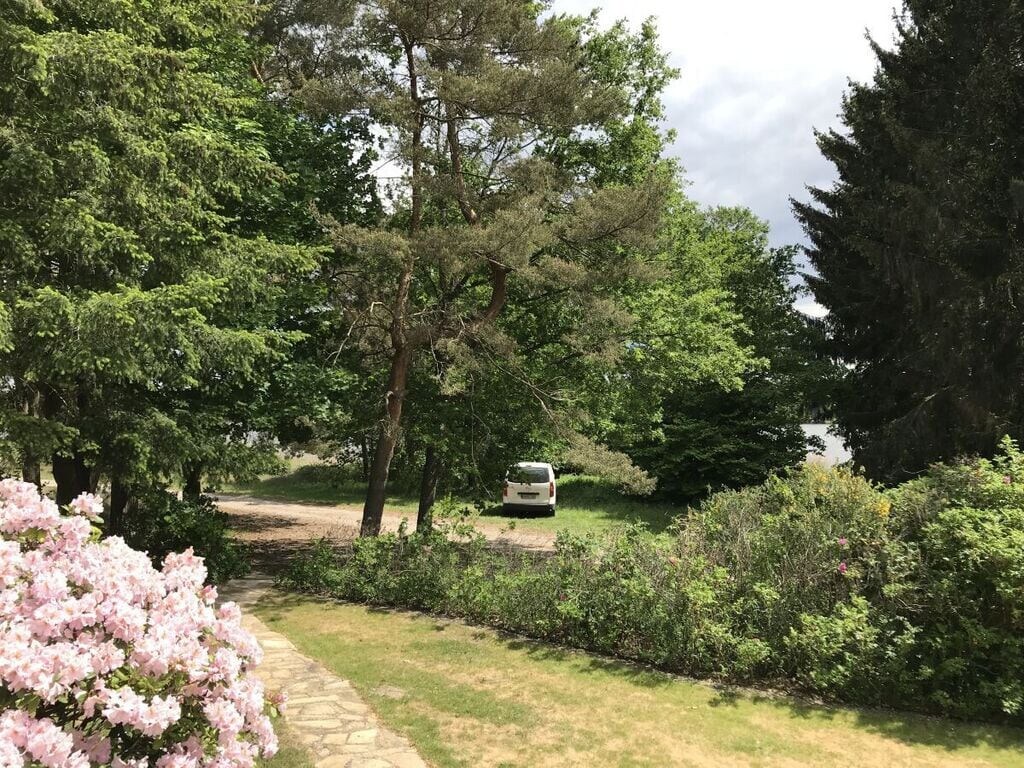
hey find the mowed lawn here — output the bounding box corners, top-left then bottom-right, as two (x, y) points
(255, 594), (1024, 768)
(225, 465), (684, 536)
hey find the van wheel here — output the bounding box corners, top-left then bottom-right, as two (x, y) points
(547, 505), (556, 517)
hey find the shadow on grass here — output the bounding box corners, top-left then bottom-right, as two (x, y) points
(224, 511), (355, 576)
(238, 538), (334, 575)
(258, 589), (1024, 757)
(498, 635), (679, 690)
(478, 504), (550, 520)
(706, 683), (1024, 755)
(227, 510), (307, 534)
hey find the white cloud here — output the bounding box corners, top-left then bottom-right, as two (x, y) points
(794, 296), (829, 319)
(555, 0), (899, 248)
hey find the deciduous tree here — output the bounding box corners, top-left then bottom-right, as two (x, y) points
(625, 207), (830, 501)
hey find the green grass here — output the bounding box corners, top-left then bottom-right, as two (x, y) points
(224, 462), (685, 535)
(480, 474), (683, 534)
(255, 593), (1024, 768)
(222, 456), (420, 511)
(259, 718), (314, 768)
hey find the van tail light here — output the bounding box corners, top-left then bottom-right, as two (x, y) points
(549, 481), (555, 496)
(503, 482), (509, 498)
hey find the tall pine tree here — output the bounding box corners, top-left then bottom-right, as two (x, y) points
(794, 0), (1024, 480)
(275, 1), (678, 535)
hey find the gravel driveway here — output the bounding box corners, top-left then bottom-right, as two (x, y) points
(216, 494), (557, 572)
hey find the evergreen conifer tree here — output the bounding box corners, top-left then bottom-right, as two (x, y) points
(794, 0), (1024, 479)
(0, 0), (318, 513)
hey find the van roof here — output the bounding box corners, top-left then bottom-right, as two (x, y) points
(515, 461), (553, 469)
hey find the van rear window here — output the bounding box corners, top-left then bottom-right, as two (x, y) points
(507, 466), (549, 483)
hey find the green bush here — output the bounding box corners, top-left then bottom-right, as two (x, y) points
(784, 596), (918, 704)
(881, 437), (1024, 718)
(287, 462), (358, 488)
(677, 463), (891, 673)
(120, 489), (249, 584)
(750, 440), (1024, 719)
(282, 442), (1024, 723)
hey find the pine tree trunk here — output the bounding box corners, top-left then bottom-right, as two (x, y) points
(183, 463), (202, 500)
(108, 476), (132, 537)
(416, 445), (441, 534)
(21, 460), (41, 488)
(359, 35), (425, 538)
(361, 345), (413, 537)
(53, 452), (91, 506)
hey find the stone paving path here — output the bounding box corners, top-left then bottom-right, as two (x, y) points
(218, 576), (428, 768)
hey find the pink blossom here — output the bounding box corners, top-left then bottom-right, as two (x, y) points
(837, 537), (848, 547)
(0, 738), (24, 768)
(156, 756), (200, 768)
(269, 690), (288, 713)
(0, 482), (60, 534)
(72, 730), (112, 764)
(68, 493), (104, 521)
(0, 711), (89, 768)
(0, 482), (276, 766)
(838, 561), (848, 574)
(103, 688), (182, 737)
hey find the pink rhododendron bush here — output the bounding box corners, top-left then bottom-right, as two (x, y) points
(0, 479), (278, 767)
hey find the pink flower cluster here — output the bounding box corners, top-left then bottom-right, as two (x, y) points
(0, 479), (277, 768)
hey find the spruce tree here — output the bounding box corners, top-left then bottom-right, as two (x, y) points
(794, 0), (1024, 480)
(0, 0), (317, 511)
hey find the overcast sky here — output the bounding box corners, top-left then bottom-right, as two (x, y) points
(554, 0), (901, 313)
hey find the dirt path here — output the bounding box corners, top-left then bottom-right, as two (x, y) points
(216, 494), (556, 572)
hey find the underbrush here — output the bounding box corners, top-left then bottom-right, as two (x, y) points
(121, 489), (250, 583)
(282, 440), (1024, 723)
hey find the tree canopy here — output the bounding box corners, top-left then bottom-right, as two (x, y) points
(268, 0), (709, 534)
(0, 0), (324, 514)
(0, 0), (831, 531)
(622, 205), (831, 501)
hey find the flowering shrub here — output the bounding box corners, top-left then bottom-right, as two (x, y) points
(0, 479), (278, 767)
(880, 437), (1024, 718)
(678, 463), (890, 654)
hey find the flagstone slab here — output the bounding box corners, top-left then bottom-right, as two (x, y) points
(218, 577), (429, 768)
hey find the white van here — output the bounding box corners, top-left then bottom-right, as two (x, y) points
(503, 462), (556, 516)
